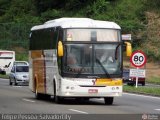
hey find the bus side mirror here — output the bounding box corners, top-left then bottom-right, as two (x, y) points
(125, 42), (132, 57)
(58, 41), (64, 57)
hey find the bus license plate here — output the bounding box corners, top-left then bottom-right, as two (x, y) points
(88, 89), (98, 94)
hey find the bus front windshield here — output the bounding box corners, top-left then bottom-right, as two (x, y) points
(63, 44), (122, 77)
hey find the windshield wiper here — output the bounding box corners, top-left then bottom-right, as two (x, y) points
(96, 58), (111, 78)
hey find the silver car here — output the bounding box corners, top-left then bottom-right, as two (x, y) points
(9, 63), (29, 86)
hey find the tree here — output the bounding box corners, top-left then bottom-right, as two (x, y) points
(0, 0), (11, 16)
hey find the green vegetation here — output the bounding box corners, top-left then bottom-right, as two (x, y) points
(0, 0), (160, 61)
(124, 85), (160, 96)
(0, 74), (9, 79)
(146, 76), (160, 85)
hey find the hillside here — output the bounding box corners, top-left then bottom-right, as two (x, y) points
(0, 0), (160, 61)
(141, 11), (160, 61)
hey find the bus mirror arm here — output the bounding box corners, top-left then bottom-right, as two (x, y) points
(58, 41), (64, 57)
(115, 43), (120, 60)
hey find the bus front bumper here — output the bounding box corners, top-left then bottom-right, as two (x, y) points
(58, 85), (122, 97)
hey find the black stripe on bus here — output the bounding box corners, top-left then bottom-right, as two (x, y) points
(0, 57), (13, 59)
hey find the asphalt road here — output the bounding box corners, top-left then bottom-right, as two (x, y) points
(0, 78), (160, 120)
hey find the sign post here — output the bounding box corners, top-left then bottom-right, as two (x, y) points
(135, 67), (139, 88)
(130, 50), (147, 88)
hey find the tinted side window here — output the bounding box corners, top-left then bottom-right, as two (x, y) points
(30, 28), (58, 50)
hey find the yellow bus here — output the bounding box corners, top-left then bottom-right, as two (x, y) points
(29, 18), (132, 105)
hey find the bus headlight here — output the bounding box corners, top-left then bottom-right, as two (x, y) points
(112, 87), (115, 90)
(112, 87), (120, 90)
(71, 87), (74, 90)
(66, 86), (75, 90)
(66, 86), (70, 89)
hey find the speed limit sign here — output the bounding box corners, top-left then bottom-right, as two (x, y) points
(130, 50), (147, 68)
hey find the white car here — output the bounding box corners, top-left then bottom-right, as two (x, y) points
(9, 61), (29, 86)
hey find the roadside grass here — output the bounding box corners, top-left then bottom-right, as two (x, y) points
(123, 85), (160, 96)
(0, 74), (9, 79)
(146, 76), (160, 85)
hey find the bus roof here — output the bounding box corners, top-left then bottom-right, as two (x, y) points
(31, 18), (121, 31)
(0, 50), (15, 54)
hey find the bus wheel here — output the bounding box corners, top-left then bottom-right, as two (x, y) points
(55, 96), (63, 104)
(35, 87), (43, 99)
(54, 91), (63, 104)
(104, 97), (114, 105)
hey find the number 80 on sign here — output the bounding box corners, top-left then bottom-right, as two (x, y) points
(130, 50), (147, 68)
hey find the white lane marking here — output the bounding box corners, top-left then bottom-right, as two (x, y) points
(69, 109), (88, 114)
(123, 93), (160, 100)
(22, 98), (35, 103)
(154, 109), (160, 111)
(12, 86), (22, 88)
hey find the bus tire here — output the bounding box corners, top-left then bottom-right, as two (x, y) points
(55, 96), (63, 104)
(104, 97), (114, 105)
(35, 88), (43, 100)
